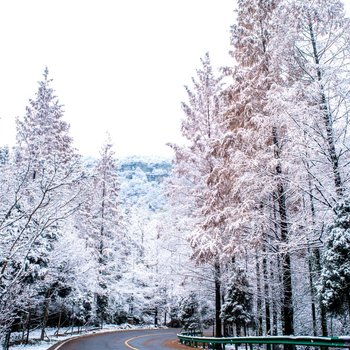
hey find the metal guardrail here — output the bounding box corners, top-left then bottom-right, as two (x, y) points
(177, 334), (350, 349)
(180, 330), (203, 337)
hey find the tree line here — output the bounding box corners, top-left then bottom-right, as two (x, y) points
(0, 69), (183, 348)
(0, 69), (206, 349)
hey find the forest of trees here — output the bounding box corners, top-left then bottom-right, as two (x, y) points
(170, 0), (350, 339)
(0, 68), (194, 347)
(1, 0), (350, 348)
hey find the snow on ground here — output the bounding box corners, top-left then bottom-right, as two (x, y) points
(10, 324), (161, 350)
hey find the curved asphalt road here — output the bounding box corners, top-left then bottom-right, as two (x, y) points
(54, 328), (183, 350)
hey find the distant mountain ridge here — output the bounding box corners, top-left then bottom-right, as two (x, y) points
(83, 155), (172, 178)
(117, 156), (172, 183)
(83, 155), (172, 209)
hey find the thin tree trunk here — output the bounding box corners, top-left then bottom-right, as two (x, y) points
(263, 246), (271, 335)
(21, 313), (25, 343)
(305, 156), (328, 336)
(271, 193), (280, 336)
(272, 127), (294, 336)
(154, 307), (158, 326)
(270, 259), (278, 336)
(281, 251), (293, 335)
(40, 289), (52, 341)
(25, 310), (31, 345)
(305, 159), (319, 336)
(56, 309), (62, 335)
(222, 294), (227, 336)
(236, 323), (241, 337)
(256, 252), (263, 336)
(214, 260), (222, 338)
(313, 248), (328, 336)
(307, 245), (317, 336)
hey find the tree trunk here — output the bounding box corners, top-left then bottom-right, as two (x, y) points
(25, 310), (31, 345)
(214, 260), (222, 338)
(256, 252), (263, 336)
(40, 289), (52, 341)
(263, 246), (271, 335)
(222, 294), (227, 336)
(307, 248), (317, 336)
(272, 127), (294, 336)
(313, 248), (328, 336)
(271, 194), (280, 336)
(281, 252), (293, 335)
(56, 309), (62, 336)
(154, 307), (158, 326)
(271, 262), (278, 336)
(236, 323), (241, 337)
(21, 314), (25, 343)
(305, 159), (320, 336)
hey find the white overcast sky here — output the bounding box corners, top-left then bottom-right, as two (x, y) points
(0, 1), (349, 158)
(0, 0), (236, 158)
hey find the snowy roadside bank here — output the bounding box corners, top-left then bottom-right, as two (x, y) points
(10, 324), (162, 350)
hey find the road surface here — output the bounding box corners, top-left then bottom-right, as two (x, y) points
(53, 328), (186, 350)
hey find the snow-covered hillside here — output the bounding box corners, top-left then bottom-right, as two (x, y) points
(117, 156), (171, 210)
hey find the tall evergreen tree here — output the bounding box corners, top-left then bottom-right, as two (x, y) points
(170, 53), (226, 337)
(0, 68), (84, 343)
(221, 267), (253, 336)
(270, 0), (350, 334)
(81, 136), (124, 326)
(320, 200), (350, 319)
(222, 0), (297, 335)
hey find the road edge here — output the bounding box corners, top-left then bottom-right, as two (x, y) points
(47, 327), (165, 350)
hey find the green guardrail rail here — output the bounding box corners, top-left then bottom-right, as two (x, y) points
(180, 330), (203, 337)
(177, 334), (350, 350)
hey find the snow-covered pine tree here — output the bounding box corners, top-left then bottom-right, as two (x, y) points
(16, 67), (78, 173)
(178, 291), (212, 331)
(268, 0), (350, 334)
(0, 68), (85, 343)
(320, 200), (350, 321)
(178, 291), (200, 330)
(170, 53), (226, 337)
(222, 0), (298, 336)
(221, 267), (253, 336)
(82, 136), (124, 326)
